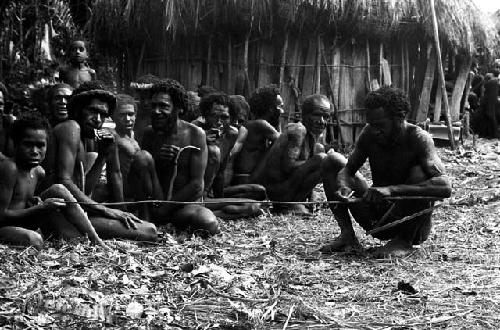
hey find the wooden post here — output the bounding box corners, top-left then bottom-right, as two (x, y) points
(279, 31), (289, 93)
(227, 36), (232, 93)
(206, 34), (213, 85)
(379, 42), (383, 84)
(430, 0), (456, 149)
(366, 40), (372, 91)
(416, 41), (436, 123)
(433, 77), (443, 123)
(449, 56), (472, 122)
(243, 33), (250, 97)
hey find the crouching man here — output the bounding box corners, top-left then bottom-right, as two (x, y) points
(321, 87), (451, 257)
(0, 114), (107, 249)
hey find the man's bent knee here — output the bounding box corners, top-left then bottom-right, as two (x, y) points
(406, 165), (428, 184)
(0, 227), (44, 250)
(321, 152), (347, 175)
(42, 184), (73, 200)
(133, 150), (154, 168)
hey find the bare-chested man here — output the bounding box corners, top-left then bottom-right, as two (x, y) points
(110, 94), (162, 220)
(321, 87), (452, 257)
(130, 74), (160, 142)
(0, 114), (107, 249)
(46, 83), (73, 126)
(195, 93), (264, 220)
(41, 81), (157, 241)
(233, 85), (282, 185)
(60, 40), (95, 89)
(141, 79), (219, 234)
(252, 94), (332, 214)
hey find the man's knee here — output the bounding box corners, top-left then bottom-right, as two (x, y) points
(133, 150), (154, 169)
(207, 145), (221, 165)
(321, 151), (347, 175)
(43, 184), (73, 200)
(182, 205), (220, 235)
(140, 221), (158, 242)
(0, 227), (44, 250)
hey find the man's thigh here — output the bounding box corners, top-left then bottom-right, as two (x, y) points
(0, 226), (43, 249)
(89, 216), (157, 241)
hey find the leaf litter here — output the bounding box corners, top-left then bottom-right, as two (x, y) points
(0, 138), (500, 329)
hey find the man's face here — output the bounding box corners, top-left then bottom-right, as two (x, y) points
(302, 99), (332, 136)
(206, 103), (230, 130)
(16, 128), (47, 168)
(0, 91), (4, 115)
(151, 92), (177, 132)
(70, 40), (88, 63)
(51, 87), (72, 123)
(366, 107), (395, 146)
(267, 94), (284, 128)
(232, 112), (248, 129)
(82, 98), (109, 134)
(113, 103), (136, 133)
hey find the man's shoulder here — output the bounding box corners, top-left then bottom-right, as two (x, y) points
(0, 158), (18, 177)
(54, 120), (80, 135)
(285, 122), (307, 137)
(406, 124), (434, 145)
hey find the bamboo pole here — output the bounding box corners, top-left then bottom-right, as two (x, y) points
(279, 31), (289, 93)
(243, 33), (250, 97)
(366, 40), (372, 91)
(379, 42), (383, 84)
(430, 0), (456, 149)
(315, 34), (321, 94)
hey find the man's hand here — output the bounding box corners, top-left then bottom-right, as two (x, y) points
(159, 144), (180, 164)
(102, 207), (142, 229)
(41, 198), (66, 210)
(96, 129), (115, 155)
(363, 186), (392, 203)
(206, 128), (221, 144)
(333, 186), (354, 202)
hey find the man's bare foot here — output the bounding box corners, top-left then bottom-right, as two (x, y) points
(371, 237), (413, 258)
(273, 203), (311, 216)
(320, 234), (362, 253)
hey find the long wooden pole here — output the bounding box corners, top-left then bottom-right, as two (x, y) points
(430, 0), (456, 149)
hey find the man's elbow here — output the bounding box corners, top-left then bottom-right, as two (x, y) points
(434, 176), (452, 198)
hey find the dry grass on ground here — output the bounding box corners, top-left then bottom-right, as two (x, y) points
(1, 139), (500, 329)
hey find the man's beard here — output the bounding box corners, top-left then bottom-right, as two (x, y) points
(152, 113), (177, 133)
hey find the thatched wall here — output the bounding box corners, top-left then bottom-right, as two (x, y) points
(90, 0), (500, 145)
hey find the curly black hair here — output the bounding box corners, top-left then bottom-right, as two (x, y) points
(47, 83), (73, 102)
(197, 85), (218, 98)
(68, 80), (116, 120)
(12, 112), (50, 144)
(199, 93), (231, 118)
(229, 95), (250, 121)
(150, 79), (188, 112)
(364, 86), (410, 120)
(248, 84), (280, 118)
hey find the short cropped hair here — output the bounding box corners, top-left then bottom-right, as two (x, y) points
(302, 94), (331, 116)
(229, 95), (250, 120)
(12, 112), (50, 144)
(150, 79), (188, 112)
(47, 83), (73, 102)
(248, 84), (280, 118)
(116, 94), (137, 113)
(364, 86), (410, 120)
(199, 93), (231, 118)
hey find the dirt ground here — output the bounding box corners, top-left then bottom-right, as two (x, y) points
(1, 138), (500, 329)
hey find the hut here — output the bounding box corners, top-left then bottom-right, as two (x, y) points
(90, 0), (499, 146)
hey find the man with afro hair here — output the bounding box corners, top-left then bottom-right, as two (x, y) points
(40, 81), (158, 242)
(140, 79), (219, 235)
(321, 86), (451, 257)
(232, 84), (282, 185)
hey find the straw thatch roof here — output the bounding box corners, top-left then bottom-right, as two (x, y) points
(89, 0), (499, 57)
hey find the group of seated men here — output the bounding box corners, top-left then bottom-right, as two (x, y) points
(0, 75), (452, 257)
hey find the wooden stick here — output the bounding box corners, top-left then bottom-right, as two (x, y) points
(283, 304), (295, 330)
(279, 31), (289, 93)
(227, 36), (232, 93)
(368, 204), (440, 235)
(366, 39), (371, 91)
(430, 0), (456, 149)
(315, 34), (321, 94)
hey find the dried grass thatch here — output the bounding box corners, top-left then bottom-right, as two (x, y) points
(89, 0), (499, 57)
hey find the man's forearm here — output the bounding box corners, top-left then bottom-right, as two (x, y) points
(84, 156), (106, 194)
(0, 205), (46, 222)
(388, 177), (452, 198)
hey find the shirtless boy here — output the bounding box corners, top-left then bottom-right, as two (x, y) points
(41, 81), (157, 241)
(60, 40), (95, 89)
(252, 94), (332, 214)
(321, 87), (451, 257)
(0, 114), (107, 249)
(141, 79), (219, 234)
(111, 94), (162, 220)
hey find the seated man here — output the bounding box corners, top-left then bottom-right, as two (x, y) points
(141, 79), (219, 234)
(40, 81), (157, 241)
(252, 95), (331, 214)
(60, 40), (96, 89)
(0, 114), (107, 249)
(110, 94), (162, 220)
(130, 74), (160, 142)
(232, 85), (282, 185)
(321, 87), (452, 257)
(46, 83), (73, 126)
(195, 93), (264, 220)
